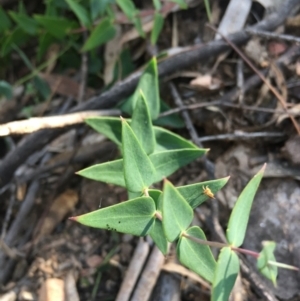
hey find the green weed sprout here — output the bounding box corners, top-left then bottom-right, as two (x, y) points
(70, 58), (299, 300)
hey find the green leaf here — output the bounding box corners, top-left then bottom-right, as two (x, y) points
(170, 0), (187, 9)
(82, 18), (116, 52)
(162, 180), (193, 242)
(150, 218), (168, 255)
(116, 0), (137, 19)
(153, 0), (162, 10)
(154, 100), (184, 129)
(154, 127), (197, 152)
(120, 58), (160, 120)
(9, 12), (38, 35)
(85, 117), (123, 146)
(34, 15), (75, 39)
(37, 32), (56, 61)
(150, 148), (207, 183)
(148, 189), (162, 210)
(177, 226), (216, 282)
(71, 196), (156, 236)
(177, 177), (230, 209)
(257, 241), (278, 286)
(65, 0), (91, 27)
(226, 164), (266, 247)
(0, 81), (13, 100)
(0, 7), (12, 33)
(132, 16), (145, 38)
(77, 159), (126, 187)
(122, 118), (156, 192)
(131, 91), (156, 154)
(1, 27), (29, 56)
(151, 12), (164, 45)
(90, 0), (113, 20)
(85, 117), (193, 152)
(33, 76), (51, 100)
(212, 247), (239, 301)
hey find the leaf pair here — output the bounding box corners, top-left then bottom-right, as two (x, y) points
(212, 164), (267, 300)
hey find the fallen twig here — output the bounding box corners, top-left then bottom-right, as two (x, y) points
(207, 24), (300, 134)
(0, 110), (120, 136)
(0, 0), (298, 188)
(198, 131), (286, 142)
(116, 239), (150, 301)
(245, 28), (300, 44)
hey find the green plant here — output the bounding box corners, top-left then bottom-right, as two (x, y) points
(70, 58), (298, 300)
(0, 0), (182, 100)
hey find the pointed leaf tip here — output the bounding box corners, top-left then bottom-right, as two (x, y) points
(68, 216), (77, 221)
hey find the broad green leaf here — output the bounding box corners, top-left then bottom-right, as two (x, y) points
(116, 0), (137, 19)
(120, 58), (160, 120)
(257, 241), (278, 286)
(71, 196), (156, 236)
(85, 117), (122, 146)
(65, 0), (91, 27)
(148, 189), (162, 210)
(154, 127), (197, 152)
(1, 27), (29, 56)
(82, 18), (116, 52)
(0, 7), (12, 33)
(153, 0), (162, 10)
(226, 164), (266, 247)
(177, 177), (230, 209)
(85, 116), (193, 152)
(33, 76), (51, 100)
(150, 148), (207, 183)
(128, 190), (141, 199)
(151, 12), (164, 45)
(177, 226), (216, 282)
(150, 218), (168, 255)
(90, 0), (114, 20)
(131, 91), (155, 154)
(212, 247), (239, 301)
(0, 81), (13, 100)
(162, 180), (193, 242)
(122, 118), (156, 192)
(77, 159), (126, 187)
(9, 12), (38, 35)
(154, 100), (184, 129)
(34, 15), (75, 39)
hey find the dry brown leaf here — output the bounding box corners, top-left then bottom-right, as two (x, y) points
(296, 60), (300, 76)
(86, 255), (103, 268)
(277, 104), (300, 124)
(36, 189), (79, 239)
(286, 14), (300, 27)
(215, 0), (251, 39)
(190, 75), (222, 90)
(282, 135), (300, 164)
(39, 278), (65, 301)
(40, 73), (96, 99)
(104, 25), (122, 85)
(162, 262), (211, 289)
(45, 44), (61, 74)
(245, 38), (268, 66)
(268, 41), (287, 56)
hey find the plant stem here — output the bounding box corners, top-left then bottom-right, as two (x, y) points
(231, 246), (259, 258)
(268, 260), (299, 271)
(181, 232), (227, 249)
(155, 211), (162, 220)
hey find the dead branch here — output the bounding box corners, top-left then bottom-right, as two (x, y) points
(0, 110), (120, 136)
(0, 0), (299, 188)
